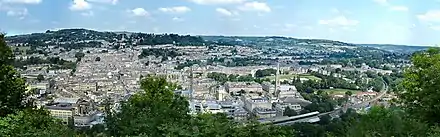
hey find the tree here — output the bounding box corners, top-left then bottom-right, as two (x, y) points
(0, 108), (75, 136)
(0, 34), (31, 117)
(255, 69), (277, 78)
(284, 106), (298, 117)
(401, 48), (440, 124)
(37, 74), (45, 82)
(95, 57), (101, 62)
(345, 91), (353, 97)
(346, 107), (431, 137)
(107, 76), (191, 136)
(0, 34), (14, 65)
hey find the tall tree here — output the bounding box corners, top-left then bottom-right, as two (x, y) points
(400, 48), (440, 124)
(0, 34), (14, 65)
(0, 34), (30, 117)
(107, 76), (190, 136)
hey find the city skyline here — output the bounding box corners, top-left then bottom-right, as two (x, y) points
(1, 0), (439, 46)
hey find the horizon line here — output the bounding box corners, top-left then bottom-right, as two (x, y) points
(5, 28), (436, 47)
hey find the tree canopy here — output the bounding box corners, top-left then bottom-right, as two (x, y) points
(400, 48), (440, 124)
(0, 34), (30, 117)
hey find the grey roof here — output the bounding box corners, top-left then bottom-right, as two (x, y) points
(281, 97), (312, 106)
(54, 97), (80, 104)
(45, 103), (74, 110)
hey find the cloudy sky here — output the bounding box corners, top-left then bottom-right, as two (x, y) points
(0, 0), (439, 46)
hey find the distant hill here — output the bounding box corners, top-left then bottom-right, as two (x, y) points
(5, 29), (431, 54)
(357, 44), (432, 53)
(201, 36), (357, 47)
(5, 28), (206, 47)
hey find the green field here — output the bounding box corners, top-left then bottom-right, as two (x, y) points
(265, 74), (322, 81)
(322, 88), (360, 95)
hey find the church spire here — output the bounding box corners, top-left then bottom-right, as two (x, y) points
(275, 61), (280, 95)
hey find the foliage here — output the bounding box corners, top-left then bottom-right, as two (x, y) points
(0, 34), (14, 65)
(0, 36), (30, 117)
(301, 93), (336, 113)
(345, 107), (431, 137)
(0, 108), (75, 137)
(37, 74), (45, 82)
(106, 76), (295, 137)
(283, 106), (298, 117)
(107, 76), (191, 136)
(138, 48), (182, 59)
(255, 68), (277, 78)
(400, 48), (440, 124)
(14, 56), (76, 70)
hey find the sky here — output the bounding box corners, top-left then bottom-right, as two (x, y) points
(0, 0), (439, 46)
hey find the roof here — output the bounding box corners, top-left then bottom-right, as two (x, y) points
(45, 103), (74, 110)
(281, 97), (312, 106)
(279, 85), (297, 91)
(54, 97), (80, 104)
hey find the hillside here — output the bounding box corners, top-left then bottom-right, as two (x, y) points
(5, 29), (429, 55)
(357, 44), (431, 53)
(5, 29), (206, 48)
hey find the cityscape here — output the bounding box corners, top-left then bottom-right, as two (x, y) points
(1, 0), (440, 137)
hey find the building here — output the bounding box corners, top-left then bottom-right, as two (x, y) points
(224, 82), (263, 94)
(261, 82), (275, 94)
(45, 98), (96, 126)
(243, 96), (272, 111)
(46, 103), (75, 124)
(277, 85), (300, 99)
(254, 108), (277, 119)
(216, 86), (227, 101)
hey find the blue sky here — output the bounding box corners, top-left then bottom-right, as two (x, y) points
(0, 0), (439, 46)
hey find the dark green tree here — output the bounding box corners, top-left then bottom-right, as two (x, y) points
(107, 76), (190, 136)
(283, 106), (298, 117)
(0, 34), (31, 117)
(37, 74), (45, 82)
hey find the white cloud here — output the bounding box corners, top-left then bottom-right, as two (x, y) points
(129, 8), (149, 17)
(216, 8), (238, 16)
(6, 8), (27, 19)
(319, 16), (359, 26)
(81, 11), (94, 16)
(390, 6), (408, 11)
(238, 1), (271, 12)
(188, 0), (246, 5)
(2, 0), (42, 4)
(417, 10), (440, 23)
(172, 17), (184, 22)
(373, 0), (388, 6)
(159, 6), (191, 14)
(70, 0), (91, 11)
(88, 0), (118, 5)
